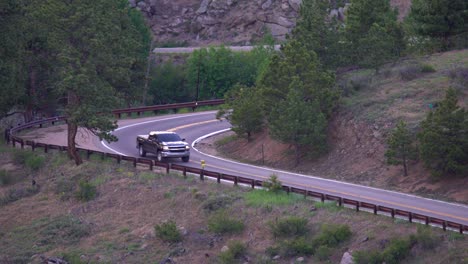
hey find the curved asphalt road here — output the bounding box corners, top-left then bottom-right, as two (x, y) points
(102, 111), (468, 227)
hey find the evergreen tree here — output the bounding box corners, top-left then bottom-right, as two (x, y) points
(0, 1), (26, 118)
(269, 81), (328, 165)
(418, 88), (468, 177)
(385, 120), (417, 176)
(28, 0), (150, 165)
(292, 0), (345, 69)
(217, 85), (264, 140)
(407, 0), (467, 50)
(345, 0), (404, 69)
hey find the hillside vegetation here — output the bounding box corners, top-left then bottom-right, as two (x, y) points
(0, 145), (467, 263)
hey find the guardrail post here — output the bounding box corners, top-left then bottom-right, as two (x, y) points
(44, 145), (48, 153)
(425, 217), (430, 226)
(442, 221), (447, 231)
(149, 161), (153, 171)
(31, 141), (36, 151)
(217, 174), (221, 183)
(4, 129), (10, 144)
(373, 205), (377, 215)
(166, 163), (170, 174)
(234, 176), (238, 186)
(133, 158), (137, 167)
(356, 202), (360, 212)
(408, 212), (412, 223)
(320, 193), (325, 202)
(183, 167), (187, 178)
(20, 139), (24, 149)
(460, 225), (464, 234)
(251, 179), (255, 189)
(338, 197), (342, 207)
(200, 170), (204, 181)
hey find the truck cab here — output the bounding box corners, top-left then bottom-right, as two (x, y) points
(136, 131), (190, 162)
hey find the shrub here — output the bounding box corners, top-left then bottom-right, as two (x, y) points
(0, 186), (40, 206)
(218, 241), (247, 264)
(155, 220), (182, 243)
(202, 194), (239, 212)
(315, 245), (332, 261)
(55, 178), (75, 201)
(421, 64), (436, 73)
(13, 150), (33, 165)
(399, 64), (421, 81)
(208, 211), (244, 234)
(25, 155), (45, 171)
(279, 237), (314, 257)
(75, 181), (97, 202)
(0, 170), (14, 186)
(410, 226), (438, 249)
(381, 238), (411, 264)
(313, 224), (352, 248)
(269, 216), (309, 238)
(244, 189), (303, 207)
(353, 250), (382, 264)
(39, 216), (90, 246)
(263, 174), (283, 193)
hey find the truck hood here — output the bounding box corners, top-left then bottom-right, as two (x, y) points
(162, 141), (188, 146)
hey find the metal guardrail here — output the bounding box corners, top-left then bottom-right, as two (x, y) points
(4, 102), (467, 234)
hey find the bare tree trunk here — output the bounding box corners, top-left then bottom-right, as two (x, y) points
(67, 122), (82, 165)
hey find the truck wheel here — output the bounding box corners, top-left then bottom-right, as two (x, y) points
(139, 145), (146, 157)
(156, 151), (164, 162)
(182, 156), (189, 162)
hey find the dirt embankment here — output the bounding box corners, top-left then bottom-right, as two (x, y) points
(207, 111), (468, 204)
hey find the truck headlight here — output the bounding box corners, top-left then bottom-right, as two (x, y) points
(163, 146), (169, 151)
(185, 146), (190, 150)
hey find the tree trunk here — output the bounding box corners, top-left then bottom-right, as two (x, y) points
(67, 122), (82, 165)
(403, 156), (408, 177)
(295, 144), (300, 166)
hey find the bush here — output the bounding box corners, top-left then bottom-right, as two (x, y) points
(338, 74), (372, 96)
(75, 181), (97, 202)
(0, 170), (14, 186)
(399, 64), (421, 81)
(208, 211), (244, 234)
(262, 174), (283, 193)
(13, 150), (33, 165)
(55, 178), (75, 201)
(202, 194), (239, 212)
(39, 216), (90, 246)
(279, 237), (314, 257)
(353, 250), (382, 264)
(315, 245), (332, 261)
(155, 220), (182, 243)
(313, 224), (352, 248)
(421, 64), (436, 73)
(25, 155), (45, 171)
(218, 241), (247, 264)
(381, 238), (411, 264)
(269, 216), (309, 238)
(410, 226), (438, 249)
(0, 186), (40, 206)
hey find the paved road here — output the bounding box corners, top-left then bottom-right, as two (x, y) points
(102, 111), (468, 226)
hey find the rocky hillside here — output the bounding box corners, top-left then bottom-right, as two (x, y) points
(130, 0), (411, 46)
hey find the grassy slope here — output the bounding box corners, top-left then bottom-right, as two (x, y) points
(0, 145), (466, 264)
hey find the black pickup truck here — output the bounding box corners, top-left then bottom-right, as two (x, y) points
(136, 131), (190, 162)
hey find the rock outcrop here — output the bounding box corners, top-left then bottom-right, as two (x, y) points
(130, 0), (410, 46)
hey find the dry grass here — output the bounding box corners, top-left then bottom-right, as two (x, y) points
(0, 148), (466, 264)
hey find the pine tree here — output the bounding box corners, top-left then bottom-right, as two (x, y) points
(418, 88), (468, 177)
(407, 0), (467, 50)
(385, 120), (417, 176)
(345, 0), (404, 69)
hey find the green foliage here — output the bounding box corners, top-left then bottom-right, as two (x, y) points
(75, 181), (97, 202)
(406, 0), (467, 50)
(55, 177), (75, 201)
(25, 155), (45, 172)
(12, 150), (33, 165)
(345, 0), (404, 68)
(218, 241), (247, 264)
(315, 245), (332, 261)
(410, 226), (438, 250)
(0, 186), (40, 206)
(262, 174), (283, 193)
(278, 237), (314, 257)
(269, 217), (309, 238)
(39, 216), (90, 246)
(354, 237), (412, 264)
(421, 64), (436, 73)
(207, 211), (244, 234)
(312, 224), (352, 248)
(201, 194), (239, 212)
(292, 0), (346, 69)
(0, 170), (14, 186)
(149, 62), (193, 104)
(449, 67), (468, 93)
(399, 64), (422, 81)
(418, 88), (468, 177)
(385, 120), (418, 176)
(154, 220), (182, 243)
(218, 85), (264, 140)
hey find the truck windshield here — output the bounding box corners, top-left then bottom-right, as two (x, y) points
(158, 134), (181, 142)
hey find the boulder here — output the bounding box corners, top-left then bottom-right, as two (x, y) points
(288, 0), (302, 12)
(221, 245), (229, 252)
(261, 0), (272, 10)
(340, 251), (354, 264)
(197, 0), (212, 14)
(265, 23), (289, 37)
